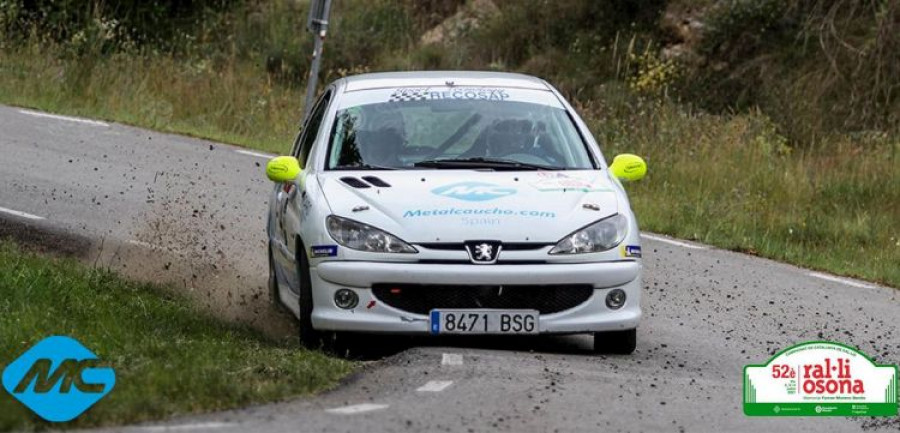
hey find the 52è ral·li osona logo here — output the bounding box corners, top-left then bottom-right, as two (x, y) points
(2, 336), (115, 422)
(744, 341), (897, 416)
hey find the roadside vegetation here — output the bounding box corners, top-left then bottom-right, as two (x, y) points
(0, 0), (896, 286)
(0, 242), (353, 431)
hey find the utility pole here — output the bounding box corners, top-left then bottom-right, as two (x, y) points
(303, 0), (333, 122)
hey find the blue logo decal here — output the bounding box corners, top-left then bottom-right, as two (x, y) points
(431, 182), (516, 202)
(624, 245), (642, 258)
(2, 336), (115, 422)
(310, 245), (338, 257)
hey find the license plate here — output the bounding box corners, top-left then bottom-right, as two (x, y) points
(429, 310), (539, 335)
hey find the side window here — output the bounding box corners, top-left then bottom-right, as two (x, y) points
(293, 90), (333, 167)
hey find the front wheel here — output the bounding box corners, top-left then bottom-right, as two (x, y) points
(593, 329), (636, 355)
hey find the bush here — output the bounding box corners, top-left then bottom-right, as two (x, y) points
(684, 0), (900, 142)
(2, 0), (235, 50)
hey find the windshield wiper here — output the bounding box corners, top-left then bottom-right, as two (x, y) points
(332, 163), (398, 171)
(413, 157), (563, 171)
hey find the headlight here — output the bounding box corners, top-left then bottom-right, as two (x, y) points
(326, 215), (417, 253)
(549, 214), (628, 254)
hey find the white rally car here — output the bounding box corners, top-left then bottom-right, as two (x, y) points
(266, 71), (647, 354)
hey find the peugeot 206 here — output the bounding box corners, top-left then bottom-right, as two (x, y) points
(265, 71), (647, 354)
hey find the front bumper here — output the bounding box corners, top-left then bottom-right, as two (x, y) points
(309, 261), (642, 334)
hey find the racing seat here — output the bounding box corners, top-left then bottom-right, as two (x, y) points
(355, 128), (404, 167)
(461, 119), (533, 159)
(485, 120), (534, 157)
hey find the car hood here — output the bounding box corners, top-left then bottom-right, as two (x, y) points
(318, 170), (619, 243)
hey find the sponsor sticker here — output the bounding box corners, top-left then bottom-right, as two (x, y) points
(744, 341), (898, 416)
(622, 245), (642, 258)
(389, 87), (510, 103)
(432, 182), (517, 202)
(310, 245), (338, 257)
(2, 336), (116, 422)
(530, 172), (611, 193)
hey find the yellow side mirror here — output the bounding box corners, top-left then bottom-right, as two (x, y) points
(609, 154), (647, 182)
(266, 156), (301, 182)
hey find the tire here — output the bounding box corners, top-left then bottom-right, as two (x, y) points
(593, 329), (637, 355)
(296, 240), (325, 349)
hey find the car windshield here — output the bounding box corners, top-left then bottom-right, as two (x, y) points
(326, 86), (595, 170)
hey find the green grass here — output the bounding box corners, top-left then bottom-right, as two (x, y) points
(0, 46), (302, 154)
(0, 242), (354, 432)
(587, 89), (899, 287)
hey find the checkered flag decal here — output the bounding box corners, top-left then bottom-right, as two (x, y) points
(389, 88), (429, 102)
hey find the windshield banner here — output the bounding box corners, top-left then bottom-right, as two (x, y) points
(338, 86), (565, 109)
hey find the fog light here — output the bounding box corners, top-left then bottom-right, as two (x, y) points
(605, 289), (626, 309)
(334, 289), (359, 309)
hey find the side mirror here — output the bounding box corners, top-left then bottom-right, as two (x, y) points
(609, 154), (647, 182)
(266, 156), (301, 183)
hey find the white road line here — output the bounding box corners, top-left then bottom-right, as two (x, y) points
(417, 380), (454, 392)
(0, 206), (45, 221)
(19, 109), (110, 127)
(637, 234), (880, 289)
(137, 422), (235, 431)
(441, 353), (463, 366)
(640, 233), (706, 250)
(234, 149), (275, 159)
(808, 272), (876, 289)
(325, 403), (389, 415)
(127, 239), (164, 250)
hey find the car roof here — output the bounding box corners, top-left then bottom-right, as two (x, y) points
(339, 71), (552, 92)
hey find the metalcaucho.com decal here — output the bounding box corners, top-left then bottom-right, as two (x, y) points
(744, 341), (897, 416)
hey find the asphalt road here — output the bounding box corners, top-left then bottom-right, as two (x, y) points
(1, 105), (898, 432)
(0, 106), (289, 334)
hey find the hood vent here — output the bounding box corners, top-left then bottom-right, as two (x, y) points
(361, 176), (391, 187)
(340, 176), (392, 189)
(340, 177), (371, 189)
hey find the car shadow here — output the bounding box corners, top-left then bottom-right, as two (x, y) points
(335, 333), (594, 360)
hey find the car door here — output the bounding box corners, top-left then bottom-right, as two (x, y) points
(272, 89), (333, 294)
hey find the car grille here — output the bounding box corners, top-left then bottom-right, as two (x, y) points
(416, 242), (551, 251)
(371, 284), (594, 315)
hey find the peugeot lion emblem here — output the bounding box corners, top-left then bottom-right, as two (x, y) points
(474, 243), (494, 261)
(465, 241), (502, 264)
